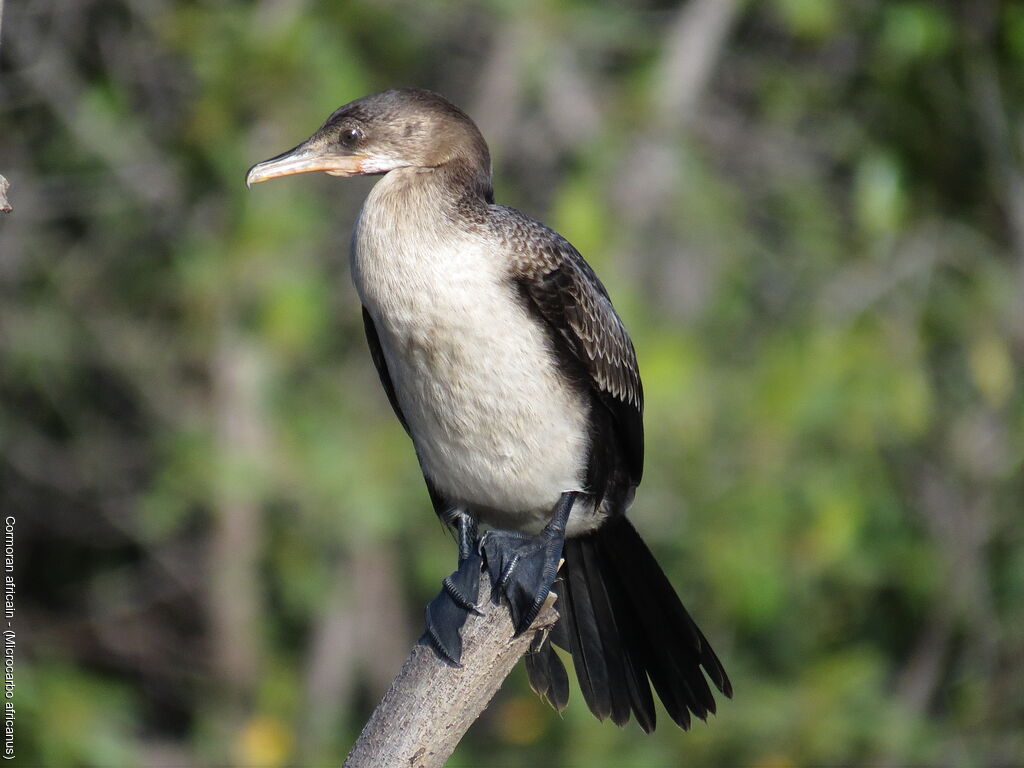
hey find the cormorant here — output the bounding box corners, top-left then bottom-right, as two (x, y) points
(246, 88), (731, 731)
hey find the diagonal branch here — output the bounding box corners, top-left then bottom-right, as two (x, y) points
(342, 576), (558, 768)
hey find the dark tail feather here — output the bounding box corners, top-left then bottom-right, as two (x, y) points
(525, 635), (570, 712)
(539, 516), (731, 732)
(554, 546), (611, 718)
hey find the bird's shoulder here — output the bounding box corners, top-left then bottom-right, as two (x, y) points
(482, 204), (642, 413)
(482, 204), (585, 276)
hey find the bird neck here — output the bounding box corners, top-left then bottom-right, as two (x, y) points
(446, 155), (494, 205)
(352, 157), (498, 314)
(363, 157), (493, 234)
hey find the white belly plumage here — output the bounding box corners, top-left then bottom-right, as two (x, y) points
(352, 193), (599, 534)
(376, 297), (590, 521)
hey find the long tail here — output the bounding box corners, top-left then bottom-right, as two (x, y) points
(524, 516), (732, 732)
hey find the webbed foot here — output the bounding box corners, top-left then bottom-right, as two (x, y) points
(481, 529), (563, 633)
(424, 549), (484, 664)
(480, 492), (578, 634)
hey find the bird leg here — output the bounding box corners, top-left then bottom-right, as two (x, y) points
(481, 491), (578, 635)
(424, 510), (482, 665)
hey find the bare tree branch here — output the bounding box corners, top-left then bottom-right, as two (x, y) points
(655, 0), (743, 130)
(207, 328), (270, 728)
(342, 575), (559, 768)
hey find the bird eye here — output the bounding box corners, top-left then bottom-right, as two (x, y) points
(339, 127), (362, 148)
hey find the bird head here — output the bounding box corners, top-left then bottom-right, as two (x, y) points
(245, 88), (491, 188)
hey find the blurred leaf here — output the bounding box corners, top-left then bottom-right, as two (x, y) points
(879, 3), (954, 64)
(968, 330), (1014, 408)
(233, 715), (294, 768)
(772, 0), (841, 40)
(854, 151), (906, 238)
(20, 663), (138, 768)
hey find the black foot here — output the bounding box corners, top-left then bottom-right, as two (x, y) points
(424, 549), (483, 665)
(481, 526), (565, 635)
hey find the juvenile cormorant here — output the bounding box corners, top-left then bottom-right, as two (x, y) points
(246, 88), (731, 731)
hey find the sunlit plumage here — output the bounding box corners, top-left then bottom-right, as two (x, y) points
(247, 88), (731, 731)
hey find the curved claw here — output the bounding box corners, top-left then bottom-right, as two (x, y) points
(442, 575), (483, 614)
(442, 551), (484, 615)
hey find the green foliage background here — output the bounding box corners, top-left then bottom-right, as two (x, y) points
(2, 0), (1023, 766)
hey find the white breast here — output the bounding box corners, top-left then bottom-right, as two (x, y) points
(350, 172), (595, 533)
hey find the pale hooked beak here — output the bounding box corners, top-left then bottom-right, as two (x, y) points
(245, 142), (366, 188)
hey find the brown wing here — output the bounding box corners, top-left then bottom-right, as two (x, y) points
(514, 241), (644, 486)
